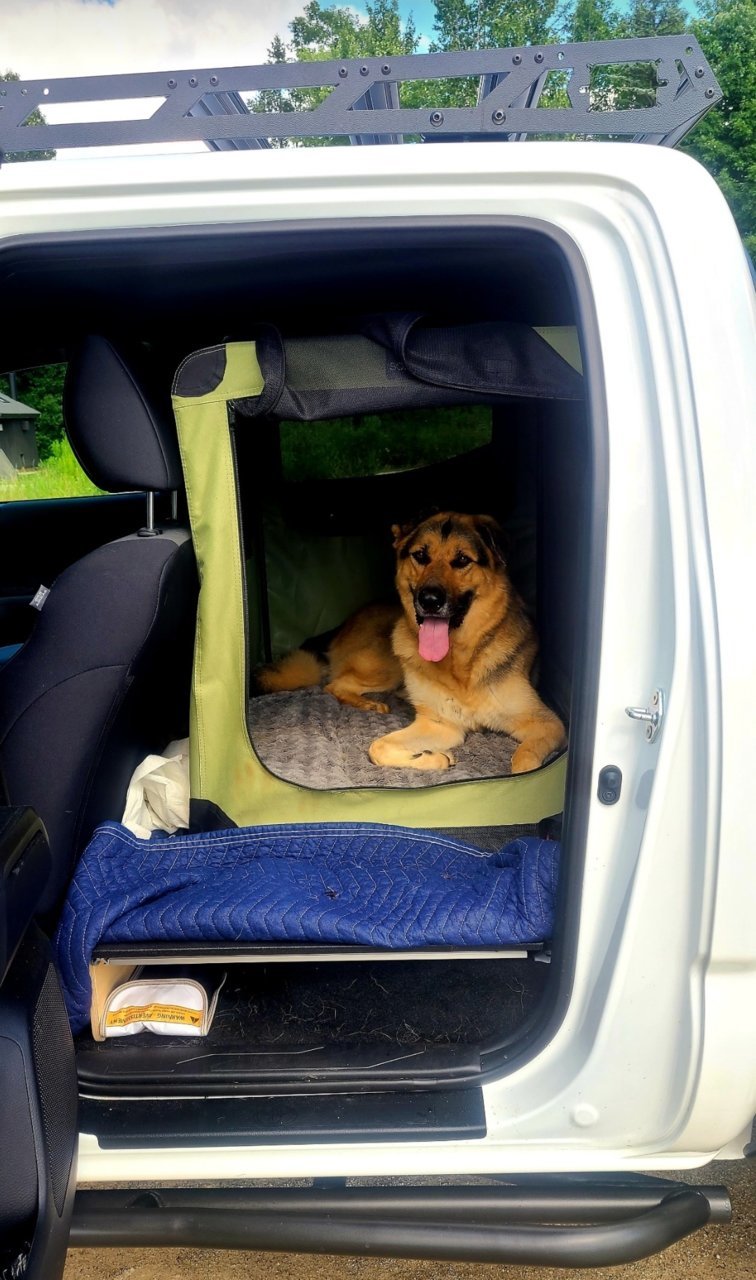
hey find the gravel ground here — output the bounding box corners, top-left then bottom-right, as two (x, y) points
(64, 1160), (754, 1280)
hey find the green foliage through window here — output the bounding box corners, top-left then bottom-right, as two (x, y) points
(0, 364), (66, 460)
(280, 405), (492, 482)
(0, 365), (102, 502)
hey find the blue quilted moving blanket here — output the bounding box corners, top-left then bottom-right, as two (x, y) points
(55, 821), (560, 1034)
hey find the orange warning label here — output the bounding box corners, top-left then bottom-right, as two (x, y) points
(105, 1003), (202, 1028)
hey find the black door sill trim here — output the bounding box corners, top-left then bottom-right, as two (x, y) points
(79, 1090), (486, 1147)
(76, 1041), (481, 1097)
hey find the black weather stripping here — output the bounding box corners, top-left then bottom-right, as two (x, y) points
(70, 1177), (731, 1266)
(0, 37), (721, 158)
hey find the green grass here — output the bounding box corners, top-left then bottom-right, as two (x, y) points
(0, 437), (104, 502)
(1, 406), (492, 500)
(280, 405), (492, 483)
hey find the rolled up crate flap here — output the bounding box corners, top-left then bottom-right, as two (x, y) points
(233, 317), (583, 422)
(172, 337), (568, 831)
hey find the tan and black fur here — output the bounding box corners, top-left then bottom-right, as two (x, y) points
(256, 512), (566, 775)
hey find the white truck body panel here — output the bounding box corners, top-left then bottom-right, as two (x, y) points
(3, 140), (755, 1183)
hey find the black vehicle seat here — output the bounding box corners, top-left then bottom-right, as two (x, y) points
(0, 336), (197, 914)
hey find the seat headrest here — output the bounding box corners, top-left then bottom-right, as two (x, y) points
(63, 335), (183, 493)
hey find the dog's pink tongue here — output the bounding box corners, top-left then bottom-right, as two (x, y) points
(418, 618), (450, 662)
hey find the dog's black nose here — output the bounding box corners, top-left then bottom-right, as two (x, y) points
(417, 585), (447, 614)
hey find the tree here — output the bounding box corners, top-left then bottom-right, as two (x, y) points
(683, 0), (756, 257)
(285, 0), (417, 57)
(569, 0), (621, 42)
(429, 0), (563, 106)
(0, 365), (67, 460)
(619, 0), (688, 36)
(563, 0), (690, 112)
(1, 71), (55, 162)
(431, 0), (560, 50)
(592, 0), (688, 109)
(253, 1), (418, 144)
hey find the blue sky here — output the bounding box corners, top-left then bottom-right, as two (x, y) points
(356, 1), (698, 35)
(392, 0), (439, 39)
(351, 0), (438, 48)
(354, 0), (699, 38)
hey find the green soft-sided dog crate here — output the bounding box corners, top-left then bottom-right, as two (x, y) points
(171, 316), (583, 831)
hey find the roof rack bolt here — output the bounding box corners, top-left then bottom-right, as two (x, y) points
(189, 77), (198, 87)
(705, 87), (715, 97)
(167, 78), (177, 88)
(430, 110), (444, 127)
(381, 64), (391, 75)
(492, 109), (506, 125)
(210, 75), (219, 86)
(513, 54), (522, 65)
(360, 65), (369, 76)
(338, 66), (348, 78)
(535, 52), (544, 63)
(695, 66), (705, 78)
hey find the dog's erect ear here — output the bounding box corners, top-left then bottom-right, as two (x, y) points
(391, 519), (417, 550)
(393, 517), (411, 547)
(474, 515), (508, 566)
(391, 507), (438, 550)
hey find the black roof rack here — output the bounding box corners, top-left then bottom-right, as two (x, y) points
(0, 36), (721, 159)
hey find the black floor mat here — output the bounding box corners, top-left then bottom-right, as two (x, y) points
(76, 958), (549, 1058)
(212, 958), (549, 1049)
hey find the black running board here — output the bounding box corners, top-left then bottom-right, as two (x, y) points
(70, 1178), (731, 1267)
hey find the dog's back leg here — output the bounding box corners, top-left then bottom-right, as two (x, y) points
(325, 605), (403, 714)
(325, 652), (402, 714)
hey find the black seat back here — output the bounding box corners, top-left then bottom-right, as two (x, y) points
(0, 337), (196, 913)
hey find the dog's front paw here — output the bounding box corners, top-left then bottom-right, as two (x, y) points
(410, 749), (454, 770)
(368, 737), (393, 766)
(369, 736), (454, 770)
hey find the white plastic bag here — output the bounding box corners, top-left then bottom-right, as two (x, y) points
(121, 737), (190, 839)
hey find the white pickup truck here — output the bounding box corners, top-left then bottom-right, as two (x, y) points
(0, 35), (753, 1276)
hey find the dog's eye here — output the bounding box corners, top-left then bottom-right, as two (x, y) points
(411, 548), (430, 566)
(451, 553), (471, 569)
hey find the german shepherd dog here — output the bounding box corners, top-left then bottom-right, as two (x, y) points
(257, 512), (566, 774)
